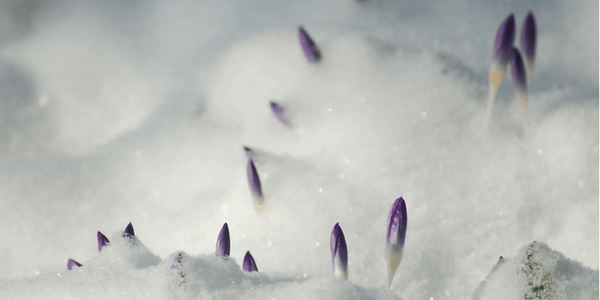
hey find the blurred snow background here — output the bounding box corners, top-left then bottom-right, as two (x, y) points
(0, 0), (597, 299)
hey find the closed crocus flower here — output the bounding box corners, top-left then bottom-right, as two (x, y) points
(123, 222), (135, 237)
(520, 11), (537, 80)
(243, 251), (259, 272)
(489, 13), (516, 99)
(67, 259), (82, 270)
(97, 231), (110, 252)
(270, 102), (291, 126)
(215, 223), (230, 257)
(299, 26), (322, 63)
(247, 158), (265, 213)
(386, 197), (407, 288)
(330, 223), (348, 280)
(511, 48), (528, 112)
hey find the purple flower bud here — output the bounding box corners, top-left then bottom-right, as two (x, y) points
(215, 223), (230, 257)
(97, 231), (110, 252)
(386, 197), (407, 287)
(330, 223), (348, 280)
(520, 11), (537, 79)
(511, 48), (528, 111)
(299, 26), (322, 63)
(247, 159), (265, 213)
(123, 222), (135, 237)
(494, 13), (516, 68)
(67, 259), (82, 270)
(270, 102), (291, 126)
(243, 251), (259, 272)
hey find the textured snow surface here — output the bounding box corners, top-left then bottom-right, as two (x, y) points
(0, 0), (597, 299)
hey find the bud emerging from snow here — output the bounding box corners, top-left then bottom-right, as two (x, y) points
(520, 11), (537, 80)
(247, 159), (265, 213)
(511, 48), (528, 112)
(489, 13), (516, 99)
(299, 26), (321, 63)
(216, 223), (231, 257)
(123, 222), (135, 237)
(67, 259), (82, 270)
(243, 251), (259, 272)
(97, 231), (110, 252)
(386, 197), (407, 288)
(270, 102), (291, 126)
(330, 223), (348, 280)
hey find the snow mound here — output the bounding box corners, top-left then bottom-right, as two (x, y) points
(473, 241), (599, 300)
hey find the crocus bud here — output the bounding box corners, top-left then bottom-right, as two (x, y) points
(270, 102), (291, 126)
(243, 251), (259, 272)
(299, 26), (322, 63)
(520, 11), (537, 80)
(489, 13), (516, 98)
(247, 159), (265, 213)
(123, 222), (135, 237)
(385, 197), (407, 288)
(67, 259), (82, 270)
(330, 223), (348, 280)
(215, 223), (231, 257)
(97, 231), (110, 252)
(511, 48), (528, 112)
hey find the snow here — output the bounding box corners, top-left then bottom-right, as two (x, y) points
(0, 0), (597, 299)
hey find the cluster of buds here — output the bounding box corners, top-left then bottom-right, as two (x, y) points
(67, 222), (136, 270)
(489, 11), (537, 112)
(216, 222), (259, 272)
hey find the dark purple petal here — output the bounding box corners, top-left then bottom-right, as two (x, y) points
(97, 231), (110, 252)
(494, 13), (516, 68)
(270, 102), (291, 126)
(123, 222), (135, 237)
(247, 159), (265, 213)
(67, 259), (82, 270)
(511, 48), (527, 92)
(330, 223), (348, 280)
(520, 11), (537, 78)
(385, 197), (407, 287)
(386, 197), (407, 248)
(299, 26), (322, 63)
(215, 223), (231, 257)
(242, 251), (259, 272)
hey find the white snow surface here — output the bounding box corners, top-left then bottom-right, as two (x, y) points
(0, 0), (597, 299)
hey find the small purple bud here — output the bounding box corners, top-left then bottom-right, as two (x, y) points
(243, 146), (253, 159)
(520, 11), (537, 79)
(247, 159), (265, 213)
(67, 259), (82, 270)
(386, 197), (407, 287)
(215, 223), (230, 257)
(123, 222), (135, 237)
(330, 223), (348, 280)
(511, 48), (528, 111)
(242, 251), (259, 272)
(299, 26), (322, 63)
(494, 13), (516, 68)
(97, 231), (110, 252)
(270, 102), (291, 126)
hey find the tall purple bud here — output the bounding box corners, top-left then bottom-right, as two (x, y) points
(520, 11), (537, 80)
(299, 26), (322, 63)
(243, 251), (259, 272)
(247, 158), (265, 213)
(97, 231), (110, 252)
(330, 223), (348, 280)
(489, 13), (516, 98)
(511, 48), (528, 112)
(215, 223), (231, 257)
(67, 259), (82, 270)
(270, 102), (291, 126)
(123, 222), (135, 237)
(385, 197), (407, 288)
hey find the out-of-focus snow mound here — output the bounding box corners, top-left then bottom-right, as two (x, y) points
(472, 241), (599, 300)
